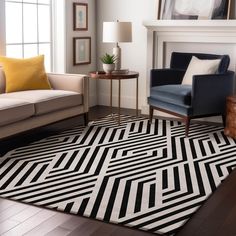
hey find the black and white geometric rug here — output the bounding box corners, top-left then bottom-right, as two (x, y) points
(1, 115), (236, 235)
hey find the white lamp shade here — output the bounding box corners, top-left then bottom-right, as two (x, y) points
(103, 22), (132, 43)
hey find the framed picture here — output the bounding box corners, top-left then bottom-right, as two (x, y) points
(159, 0), (231, 20)
(211, 0), (231, 19)
(73, 3), (88, 31)
(73, 37), (91, 65)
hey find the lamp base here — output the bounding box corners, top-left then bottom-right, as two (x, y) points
(113, 44), (121, 70)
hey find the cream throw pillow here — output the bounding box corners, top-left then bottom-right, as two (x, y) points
(182, 56), (221, 85)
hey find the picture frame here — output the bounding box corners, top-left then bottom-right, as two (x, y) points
(158, 0), (231, 20)
(211, 0), (231, 19)
(157, 0), (162, 19)
(73, 3), (88, 31)
(73, 37), (91, 65)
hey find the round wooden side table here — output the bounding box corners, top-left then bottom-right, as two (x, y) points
(89, 71), (139, 125)
(224, 96), (236, 139)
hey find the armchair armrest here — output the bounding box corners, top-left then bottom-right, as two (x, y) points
(151, 69), (185, 87)
(192, 71), (235, 115)
(47, 73), (89, 113)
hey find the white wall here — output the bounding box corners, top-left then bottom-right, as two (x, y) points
(96, 0), (157, 109)
(0, 0), (6, 56)
(52, 0), (66, 73)
(65, 0), (97, 107)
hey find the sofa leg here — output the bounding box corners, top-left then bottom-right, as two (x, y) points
(185, 117), (191, 137)
(149, 106), (153, 124)
(222, 114), (226, 127)
(83, 112), (89, 126)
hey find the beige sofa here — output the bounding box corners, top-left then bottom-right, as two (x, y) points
(0, 68), (89, 139)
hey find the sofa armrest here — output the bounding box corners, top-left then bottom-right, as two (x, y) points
(47, 73), (89, 113)
(192, 71), (235, 115)
(151, 69), (185, 87)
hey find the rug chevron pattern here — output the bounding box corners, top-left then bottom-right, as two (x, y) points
(1, 115), (236, 235)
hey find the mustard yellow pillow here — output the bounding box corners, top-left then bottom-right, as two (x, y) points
(0, 55), (51, 93)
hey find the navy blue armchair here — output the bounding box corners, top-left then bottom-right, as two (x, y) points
(148, 52), (235, 137)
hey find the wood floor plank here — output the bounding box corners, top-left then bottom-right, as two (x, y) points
(90, 223), (116, 236)
(24, 212), (71, 236)
(0, 219), (21, 235)
(45, 226), (71, 236)
(217, 203), (236, 236)
(10, 205), (42, 222)
(111, 227), (151, 236)
(2, 209), (56, 236)
(0, 202), (28, 223)
(66, 221), (101, 236)
(0, 198), (16, 213)
(59, 216), (88, 231)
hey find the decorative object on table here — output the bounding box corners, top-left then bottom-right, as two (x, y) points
(73, 37), (91, 65)
(111, 69), (129, 74)
(73, 2), (88, 31)
(158, 0), (231, 20)
(224, 96), (236, 139)
(100, 53), (116, 74)
(103, 21), (132, 71)
(1, 115), (236, 235)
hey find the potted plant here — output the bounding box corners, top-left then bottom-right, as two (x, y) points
(100, 53), (116, 74)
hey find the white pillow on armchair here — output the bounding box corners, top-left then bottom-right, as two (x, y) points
(182, 56), (221, 85)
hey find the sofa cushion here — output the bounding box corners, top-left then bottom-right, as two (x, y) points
(0, 90), (83, 115)
(150, 85), (192, 107)
(0, 98), (35, 126)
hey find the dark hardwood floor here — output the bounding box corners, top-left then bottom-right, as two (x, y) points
(0, 106), (236, 236)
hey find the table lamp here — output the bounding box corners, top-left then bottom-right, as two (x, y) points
(103, 21), (132, 71)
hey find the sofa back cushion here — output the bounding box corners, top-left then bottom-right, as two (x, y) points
(0, 67), (6, 94)
(170, 52), (230, 74)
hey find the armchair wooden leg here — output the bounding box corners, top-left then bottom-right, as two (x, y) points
(149, 106), (153, 124)
(222, 114), (226, 127)
(83, 112), (89, 126)
(185, 117), (191, 137)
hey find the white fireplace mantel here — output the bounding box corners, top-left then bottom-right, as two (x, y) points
(144, 20), (236, 69)
(142, 20), (236, 115)
(143, 20), (236, 32)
